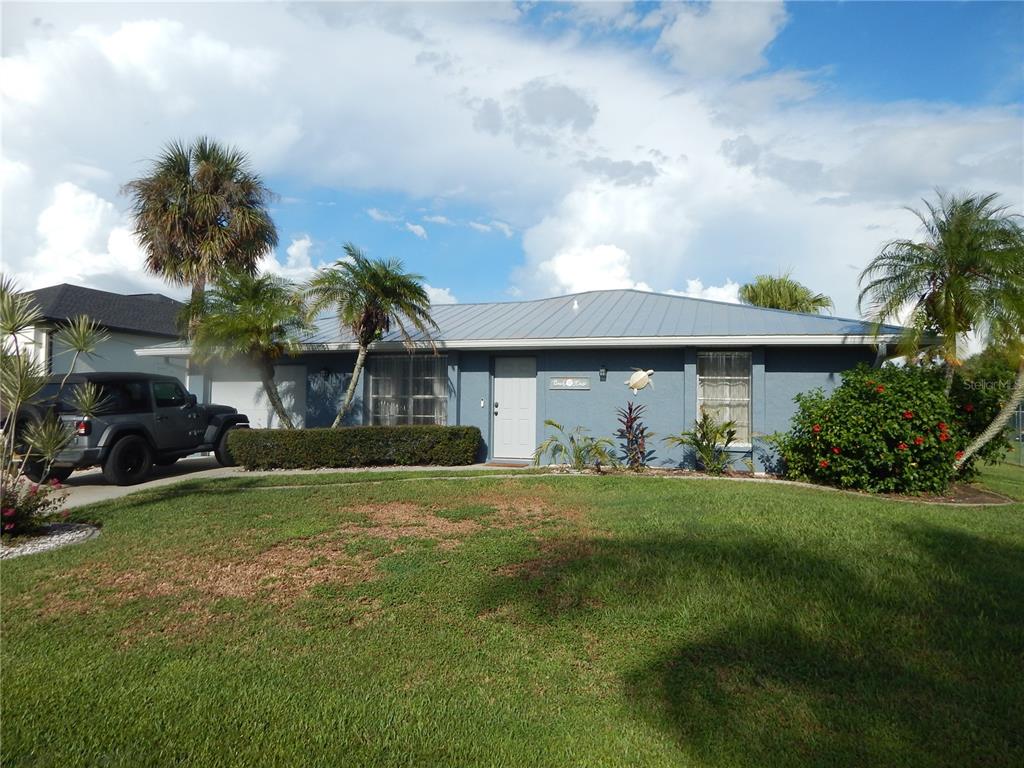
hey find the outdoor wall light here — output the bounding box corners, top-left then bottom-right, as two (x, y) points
(599, 365), (608, 382)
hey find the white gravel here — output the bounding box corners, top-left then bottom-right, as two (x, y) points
(0, 523), (100, 560)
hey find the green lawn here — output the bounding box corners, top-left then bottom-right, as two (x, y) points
(3, 468), (1023, 767)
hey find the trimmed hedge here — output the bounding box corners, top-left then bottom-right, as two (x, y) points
(227, 425), (482, 470)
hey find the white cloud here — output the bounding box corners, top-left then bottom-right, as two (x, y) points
(423, 214), (453, 225)
(656, 1), (789, 78)
(405, 222), (427, 239)
(468, 221), (492, 233)
(666, 279), (741, 304)
(367, 207), (399, 222)
(490, 220), (513, 238)
(536, 244), (652, 294)
(261, 234), (316, 281)
(424, 284), (457, 304)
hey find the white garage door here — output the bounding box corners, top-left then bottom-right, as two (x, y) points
(210, 364), (306, 428)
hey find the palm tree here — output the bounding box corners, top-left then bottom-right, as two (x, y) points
(189, 271), (310, 429)
(738, 273), (833, 314)
(305, 243), (438, 428)
(858, 190), (1024, 468)
(122, 137), (278, 333)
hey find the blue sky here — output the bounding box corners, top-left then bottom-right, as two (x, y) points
(3, 1), (1022, 314)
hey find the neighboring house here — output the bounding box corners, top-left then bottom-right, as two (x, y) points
(136, 289), (905, 469)
(19, 283), (187, 379)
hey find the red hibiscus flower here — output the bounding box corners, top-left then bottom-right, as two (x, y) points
(812, 424), (822, 433)
(903, 410), (914, 420)
(914, 436), (924, 446)
(875, 385), (885, 393)
(819, 459), (830, 468)
(832, 446), (841, 454)
(937, 422), (947, 432)
(964, 403), (974, 413)
(897, 442), (908, 451)
(939, 433), (949, 442)
(3, 523), (14, 532)
(1, 508), (14, 518)
(955, 450), (965, 460)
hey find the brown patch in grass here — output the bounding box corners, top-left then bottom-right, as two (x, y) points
(339, 502), (482, 541)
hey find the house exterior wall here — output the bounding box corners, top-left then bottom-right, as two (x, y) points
(184, 343), (875, 470)
(51, 330), (186, 379)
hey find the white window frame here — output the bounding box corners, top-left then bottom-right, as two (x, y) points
(697, 351), (752, 445)
(365, 354), (448, 426)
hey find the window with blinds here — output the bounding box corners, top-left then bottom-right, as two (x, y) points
(697, 351), (752, 443)
(366, 355), (448, 426)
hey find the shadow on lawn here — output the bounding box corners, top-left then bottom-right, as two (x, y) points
(477, 524), (1024, 768)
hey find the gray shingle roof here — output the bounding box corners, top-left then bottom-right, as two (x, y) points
(22, 284), (183, 338)
(304, 289), (905, 347)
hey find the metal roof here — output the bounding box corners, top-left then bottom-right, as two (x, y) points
(302, 289), (905, 347)
(22, 284), (183, 338)
(137, 289), (909, 357)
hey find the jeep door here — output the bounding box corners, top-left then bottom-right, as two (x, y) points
(150, 380), (203, 450)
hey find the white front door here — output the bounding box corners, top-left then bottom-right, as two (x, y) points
(493, 357), (537, 460)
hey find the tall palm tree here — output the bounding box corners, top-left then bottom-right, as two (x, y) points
(738, 273), (833, 314)
(305, 243), (438, 428)
(189, 271), (310, 429)
(122, 137), (278, 333)
(858, 190), (1024, 468)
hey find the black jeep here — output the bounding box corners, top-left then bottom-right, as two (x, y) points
(15, 373), (249, 486)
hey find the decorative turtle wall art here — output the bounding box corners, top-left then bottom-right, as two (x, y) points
(625, 368), (655, 394)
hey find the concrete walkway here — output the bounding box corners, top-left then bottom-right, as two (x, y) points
(60, 459), (523, 509)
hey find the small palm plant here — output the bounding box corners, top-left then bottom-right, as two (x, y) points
(305, 243), (438, 427)
(665, 408), (738, 475)
(189, 270), (311, 429)
(533, 419), (616, 470)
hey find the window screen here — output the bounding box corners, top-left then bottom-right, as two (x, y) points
(366, 355), (448, 425)
(697, 351), (752, 443)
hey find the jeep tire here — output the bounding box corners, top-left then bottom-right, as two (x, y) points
(214, 426), (240, 467)
(102, 435), (153, 486)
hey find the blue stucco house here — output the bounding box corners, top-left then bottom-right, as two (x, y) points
(137, 289), (904, 469)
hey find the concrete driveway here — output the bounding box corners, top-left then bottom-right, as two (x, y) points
(61, 456), (239, 509)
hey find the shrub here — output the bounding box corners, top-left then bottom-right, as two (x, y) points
(533, 420), (616, 470)
(776, 364), (962, 493)
(1, 476), (67, 539)
(615, 402), (655, 471)
(664, 408), (738, 475)
(228, 425), (482, 470)
(949, 350), (1018, 474)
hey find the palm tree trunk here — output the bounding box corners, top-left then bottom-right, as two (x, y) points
(258, 358), (295, 429)
(188, 277), (207, 338)
(955, 354), (1024, 470)
(332, 345), (367, 429)
(944, 363), (955, 395)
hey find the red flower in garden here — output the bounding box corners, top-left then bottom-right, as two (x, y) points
(832, 446), (841, 454)
(49, 478), (62, 489)
(914, 436), (924, 446)
(28, 484), (38, 495)
(897, 442), (908, 451)
(939, 433), (949, 442)
(1, 508), (14, 518)
(819, 459), (830, 468)
(812, 424), (822, 433)
(875, 385), (885, 393)
(903, 410), (914, 420)
(3, 523), (14, 532)
(964, 403), (974, 413)
(955, 450), (965, 460)
(937, 422), (947, 432)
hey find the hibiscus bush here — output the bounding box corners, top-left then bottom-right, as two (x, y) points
(777, 364), (964, 494)
(1, 473), (67, 539)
